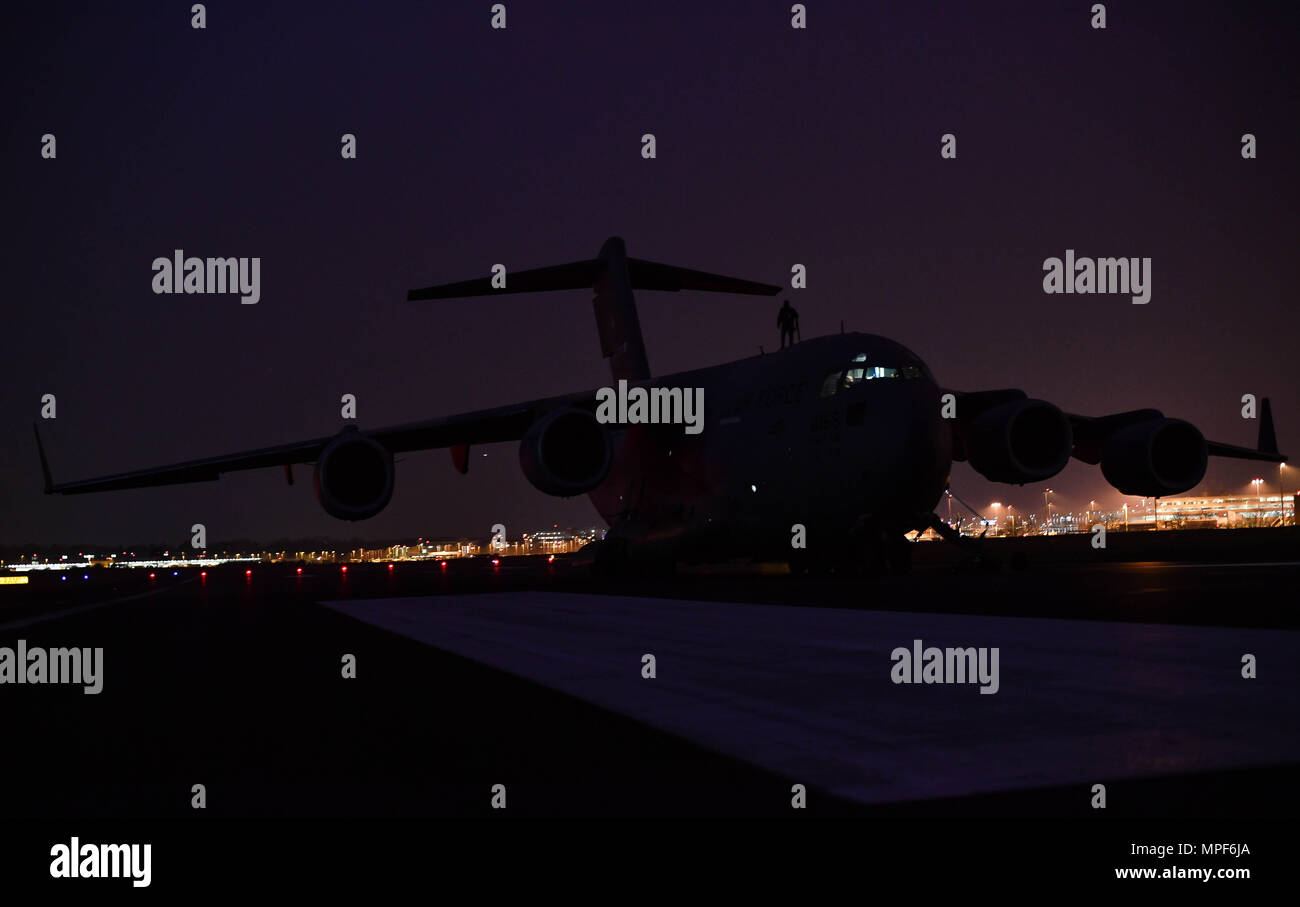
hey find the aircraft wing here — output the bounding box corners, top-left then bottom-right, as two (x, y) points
(1201, 439), (1287, 463)
(34, 389), (599, 496)
(946, 388), (1287, 465)
(1064, 400), (1286, 465)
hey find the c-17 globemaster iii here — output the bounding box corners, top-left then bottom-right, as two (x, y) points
(35, 236), (1286, 574)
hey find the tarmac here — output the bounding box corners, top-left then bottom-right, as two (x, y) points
(1, 550), (1296, 819)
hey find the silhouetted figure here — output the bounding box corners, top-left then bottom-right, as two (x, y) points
(777, 300), (799, 348)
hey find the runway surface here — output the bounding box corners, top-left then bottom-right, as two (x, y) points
(324, 590), (1300, 806)
(2, 555), (1297, 818)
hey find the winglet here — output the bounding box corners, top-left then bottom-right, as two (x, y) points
(1259, 397), (1278, 455)
(32, 422), (53, 494)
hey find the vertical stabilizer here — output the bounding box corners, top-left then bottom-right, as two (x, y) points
(592, 237), (651, 381)
(407, 236), (779, 384)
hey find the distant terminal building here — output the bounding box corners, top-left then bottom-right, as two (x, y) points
(938, 489), (1294, 539)
(297, 530), (604, 563)
(521, 528), (600, 553)
(1141, 492), (1293, 529)
(408, 539), (480, 559)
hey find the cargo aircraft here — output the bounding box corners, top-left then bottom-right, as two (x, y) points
(34, 237), (1286, 573)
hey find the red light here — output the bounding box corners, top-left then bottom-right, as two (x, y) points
(296, 567), (303, 574)
(245, 569), (252, 576)
(440, 560), (448, 568)
(548, 554), (555, 563)
(492, 558), (500, 567)
(201, 571), (207, 578)
(149, 572), (156, 579)
(388, 563), (394, 570)
(341, 565), (348, 573)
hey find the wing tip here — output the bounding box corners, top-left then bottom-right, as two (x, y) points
(1259, 396), (1279, 455)
(32, 421), (53, 494)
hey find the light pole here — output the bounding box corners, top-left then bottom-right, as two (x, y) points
(1281, 463), (1289, 526)
(1008, 505), (1015, 537)
(1252, 478), (1263, 526)
(1043, 488), (1052, 534)
(1123, 502), (1128, 531)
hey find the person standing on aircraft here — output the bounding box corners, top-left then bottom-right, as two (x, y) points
(777, 299), (800, 349)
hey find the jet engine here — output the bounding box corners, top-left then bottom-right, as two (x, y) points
(965, 398), (1073, 484)
(1101, 418), (1207, 497)
(313, 428), (395, 520)
(519, 408), (613, 496)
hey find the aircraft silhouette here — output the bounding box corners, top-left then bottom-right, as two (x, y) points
(34, 236), (1286, 573)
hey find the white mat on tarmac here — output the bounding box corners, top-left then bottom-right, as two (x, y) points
(323, 592), (1300, 804)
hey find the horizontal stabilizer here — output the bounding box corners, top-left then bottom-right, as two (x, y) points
(408, 236), (778, 383)
(409, 248), (780, 301)
(623, 258), (780, 296)
(408, 260), (600, 300)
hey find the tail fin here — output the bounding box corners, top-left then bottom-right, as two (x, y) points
(591, 237), (649, 380)
(408, 235), (780, 382)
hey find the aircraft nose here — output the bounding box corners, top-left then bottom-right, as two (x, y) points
(868, 384), (951, 512)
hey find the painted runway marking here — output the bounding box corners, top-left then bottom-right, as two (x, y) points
(323, 591), (1300, 805)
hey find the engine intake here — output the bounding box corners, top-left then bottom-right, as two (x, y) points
(519, 408), (613, 496)
(1101, 418), (1207, 497)
(313, 428), (395, 520)
(966, 399), (1073, 484)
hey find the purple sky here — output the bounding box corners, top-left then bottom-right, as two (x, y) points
(3, 0), (1297, 544)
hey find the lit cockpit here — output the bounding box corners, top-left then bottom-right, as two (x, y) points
(844, 365), (900, 385)
(818, 353), (925, 397)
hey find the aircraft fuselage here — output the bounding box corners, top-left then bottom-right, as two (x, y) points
(588, 332), (951, 563)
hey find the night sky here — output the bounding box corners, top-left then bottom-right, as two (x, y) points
(3, 1), (1297, 546)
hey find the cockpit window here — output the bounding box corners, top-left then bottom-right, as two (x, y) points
(818, 369), (842, 397)
(843, 364), (901, 387)
(820, 355), (926, 395)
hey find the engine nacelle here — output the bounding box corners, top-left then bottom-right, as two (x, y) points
(312, 428), (395, 520)
(519, 408), (613, 496)
(1101, 418), (1207, 497)
(965, 398), (1073, 484)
